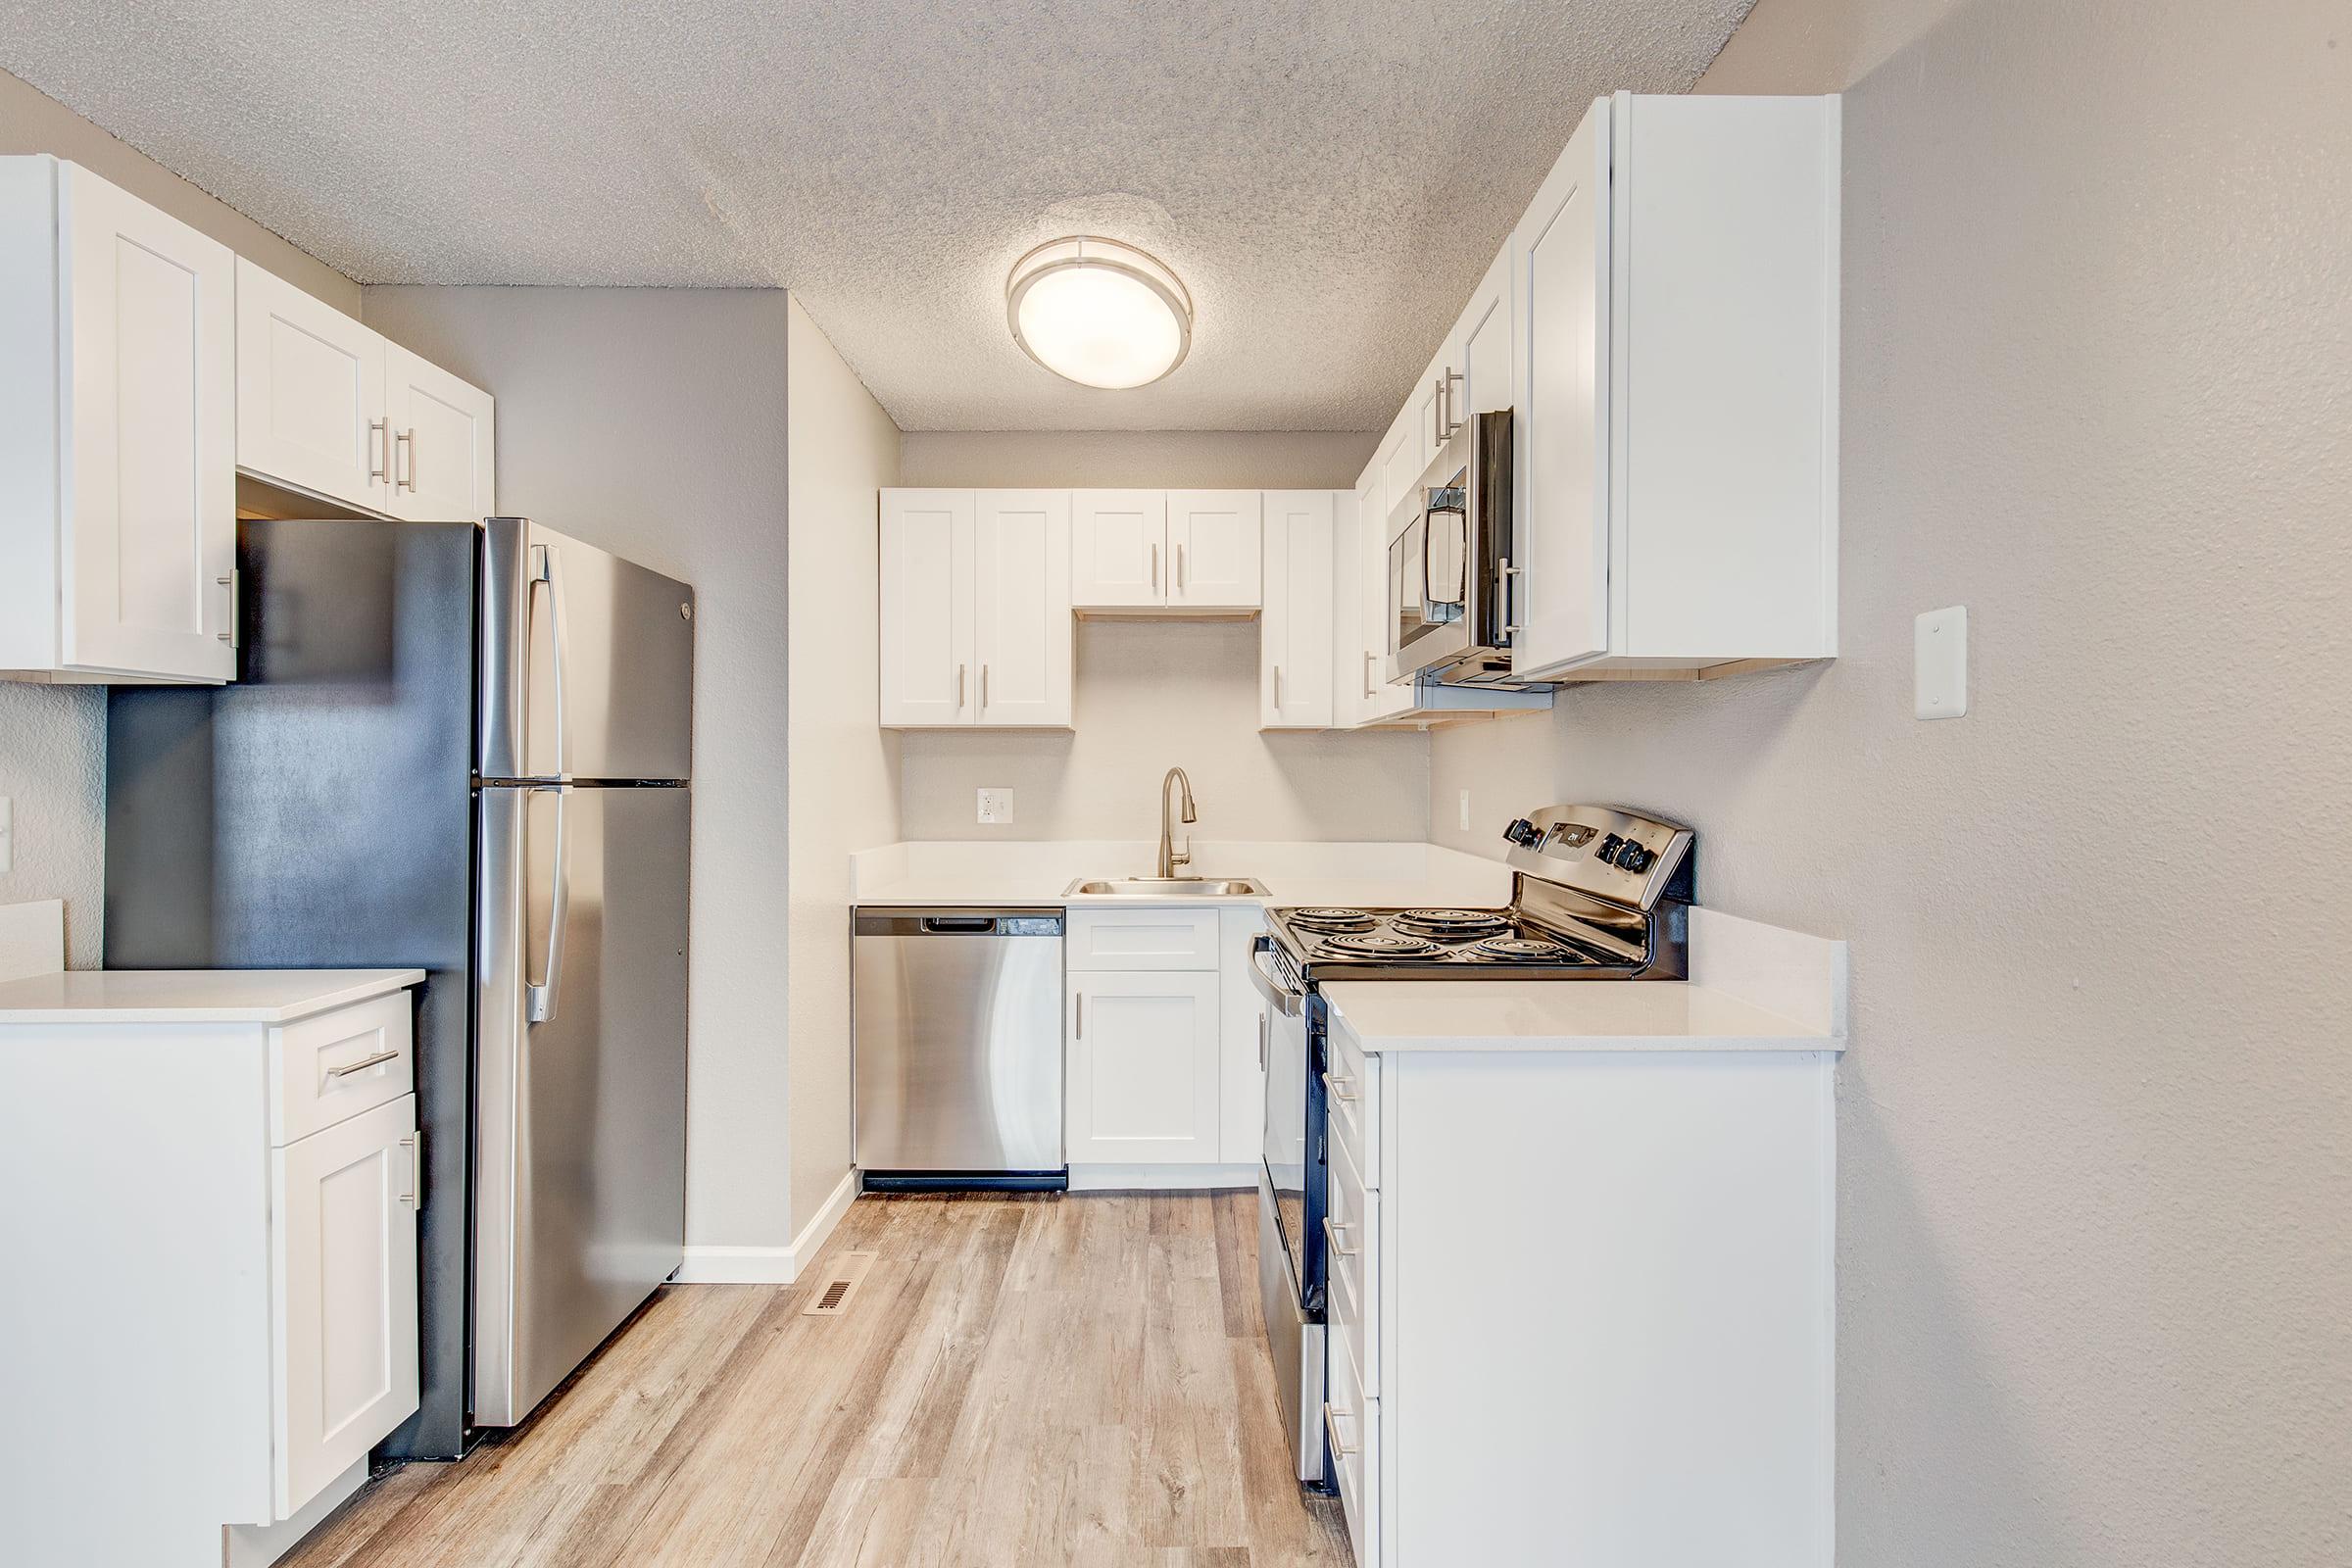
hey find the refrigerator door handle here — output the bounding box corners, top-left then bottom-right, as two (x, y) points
(531, 543), (570, 779)
(525, 785), (569, 1024)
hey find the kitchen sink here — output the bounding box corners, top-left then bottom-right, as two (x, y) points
(1065, 877), (1268, 898)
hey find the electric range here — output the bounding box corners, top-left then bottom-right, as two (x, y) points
(1249, 803), (1696, 1493)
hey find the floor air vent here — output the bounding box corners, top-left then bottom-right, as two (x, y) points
(801, 1250), (877, 1316)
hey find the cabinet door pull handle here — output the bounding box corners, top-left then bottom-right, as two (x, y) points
(395, 427), (417, 492)
(1273, 663), (1283, 713)
(1151, 542), (1159, 593)
(1322, 1069), (1359, 1103)
(368, 418), (390, 483)
(1074, 993), (1084, 1039)
(1176, 543), (1186, 592)
(981, 663), (989, 710)
(1362, 650), (1376, 700)
(1499, 555), (1524, 636)
(1322, 1215), (1358, 1258)
(1257, 1007), (1267, 1071)
(957, 662), (967, 710)
(326, 1048), (401, 1079)
(399, 1131), (424, 1208)
(1325, 1402), (1358, 1457)
(216, 573), (239, 645)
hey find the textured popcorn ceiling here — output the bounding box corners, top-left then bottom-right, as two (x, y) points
(0, 0), (1751, 430)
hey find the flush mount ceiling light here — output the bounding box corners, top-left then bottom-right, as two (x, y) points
(1005, 235), (1194, 390)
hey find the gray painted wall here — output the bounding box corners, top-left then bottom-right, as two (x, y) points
(363, 285), (800, 1254)
(1429, 1), (2352, 1561)
(895, 430), (1428, 844)
(0, 69), (361, 967)
(784, 298), (902, 1238)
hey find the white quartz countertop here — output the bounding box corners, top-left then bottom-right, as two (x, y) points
(1324, 980), (1839, 1054)
(850, 839), (1515, 911)
(0, 968), (425, 1025)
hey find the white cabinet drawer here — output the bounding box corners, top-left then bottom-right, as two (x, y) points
(1328, 1218), (1378, 1400)
(270, 993), (414, 1147)
(1325, 1312), (1379, 1566)
(1065, 906), (1221, 971)
(1325, 1017), (1380, 1188)
(1326, 1130), (1378, 1395)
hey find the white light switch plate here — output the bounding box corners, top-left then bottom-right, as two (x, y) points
(976, 787), (1013, 825)
(1915, 606), (1969, 719)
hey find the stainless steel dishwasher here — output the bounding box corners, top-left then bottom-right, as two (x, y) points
(852, 906), (1067, 1191)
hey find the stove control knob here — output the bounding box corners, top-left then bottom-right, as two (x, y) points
(1595, 832), (1626, 864)
(1616, 842), (1656, 874)
(1502, 817), (1544, 849)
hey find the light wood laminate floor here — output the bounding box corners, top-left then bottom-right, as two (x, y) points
(282, 1191), (1350, 1568)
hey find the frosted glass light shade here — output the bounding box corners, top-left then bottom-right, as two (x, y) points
(1005, 236), (1194, 390)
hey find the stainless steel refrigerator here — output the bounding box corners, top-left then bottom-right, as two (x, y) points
(105, 515), (693, 1457)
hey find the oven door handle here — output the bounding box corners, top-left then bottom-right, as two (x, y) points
(1249, 936), (1303, 1017)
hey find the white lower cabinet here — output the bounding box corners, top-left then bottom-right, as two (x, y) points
(272, 1095), (421, 1517)
(1323, 1008), (1836, 1568)
(0, 976), (423, 1567)
(1065, 969), (1220, 1164)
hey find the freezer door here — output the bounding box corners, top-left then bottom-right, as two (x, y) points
(474, 783), (690, 1428)
(479, 517), (696, 783)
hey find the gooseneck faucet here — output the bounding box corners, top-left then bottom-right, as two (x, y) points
(1156, 767), (1198, 878)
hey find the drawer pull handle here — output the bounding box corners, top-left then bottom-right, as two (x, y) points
(1323, 1215), (1358, 1258)
(1325, 1402), (1359, 1458)
(1323, 1070), (1359, 1103)
(326, 1048), (401, 1079)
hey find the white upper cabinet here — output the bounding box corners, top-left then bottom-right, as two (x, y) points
(880, 489), (1070, 729)
(1165, 490), (1262, 610)
(1511, 92), (1840, 677)
(233, 258), (494, 521)
(878, 490), (974, 726)
(385, 343), (496, 522)
(0, 156), (235, 684)
(1259, 491), (1335, 730)
(1071, 489), (1167, 608)
(1511, 102), (1613, 675)
(236, 258), (390, 512)
(1455, 246), (1513, 421)
(972, 490), (1073, 727)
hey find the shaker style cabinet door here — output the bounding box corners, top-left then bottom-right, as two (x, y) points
(879, 490), (976, 726)
(971, 489), (1073, 727)
(1165, 490), (1262, 610)
(1455, 245), (1513, 421)
(235, 258), (390, 512)
(1066, 971), (1221, 1165)
(1071, 489), (1167, 608)
(385, 342), (496, 522)
(271, 1094), (420, 1519)
(1509, 97), (1612, 678)
(1260, 490), (1335, 729)
(56, 161), (237, 681)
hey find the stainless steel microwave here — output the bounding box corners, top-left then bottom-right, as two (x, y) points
(1387, 409), (1519, 685)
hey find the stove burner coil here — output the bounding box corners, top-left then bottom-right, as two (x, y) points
(1470, 936), (1589, 963)
(1289, 907), (1377, 933)
(1320, 932), (1445, 959)
(1391, 907), (1512, 940)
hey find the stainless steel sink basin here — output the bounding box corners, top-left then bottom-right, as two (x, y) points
(1065, 876), (1268, 898)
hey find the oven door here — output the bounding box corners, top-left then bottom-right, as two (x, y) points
(1251, 937), (1323, 1307)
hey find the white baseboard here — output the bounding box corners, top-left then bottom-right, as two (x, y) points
(671, 1167), (862, 1285)
(1068, 1162), (1259, 1192)
(224, 1456), (368, 1568)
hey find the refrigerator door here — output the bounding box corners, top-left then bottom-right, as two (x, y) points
(473, 781), (690, 1428)
(479, 516), (697, 784)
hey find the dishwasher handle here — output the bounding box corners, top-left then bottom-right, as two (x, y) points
(853, 907), (1066, 937)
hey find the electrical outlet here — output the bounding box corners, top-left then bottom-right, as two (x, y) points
(1915, 606), (1969, 719)
(976, 787), (1013, 825)
(0, 795), (12, 873)
(1458, 789), (1471, 832)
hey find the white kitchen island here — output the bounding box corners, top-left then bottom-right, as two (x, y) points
(1318, 907), (1845, 1568)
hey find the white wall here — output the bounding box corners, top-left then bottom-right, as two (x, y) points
(894, 430), (1425, 844)
(0, 68), (359, 968)
(899, 430), (1375, 489)
(784, 298), (901, 1237)
(899, 618), (1429, 844)
(1430, 2), (2352, 1562)
(363, 285), (799, 1255)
